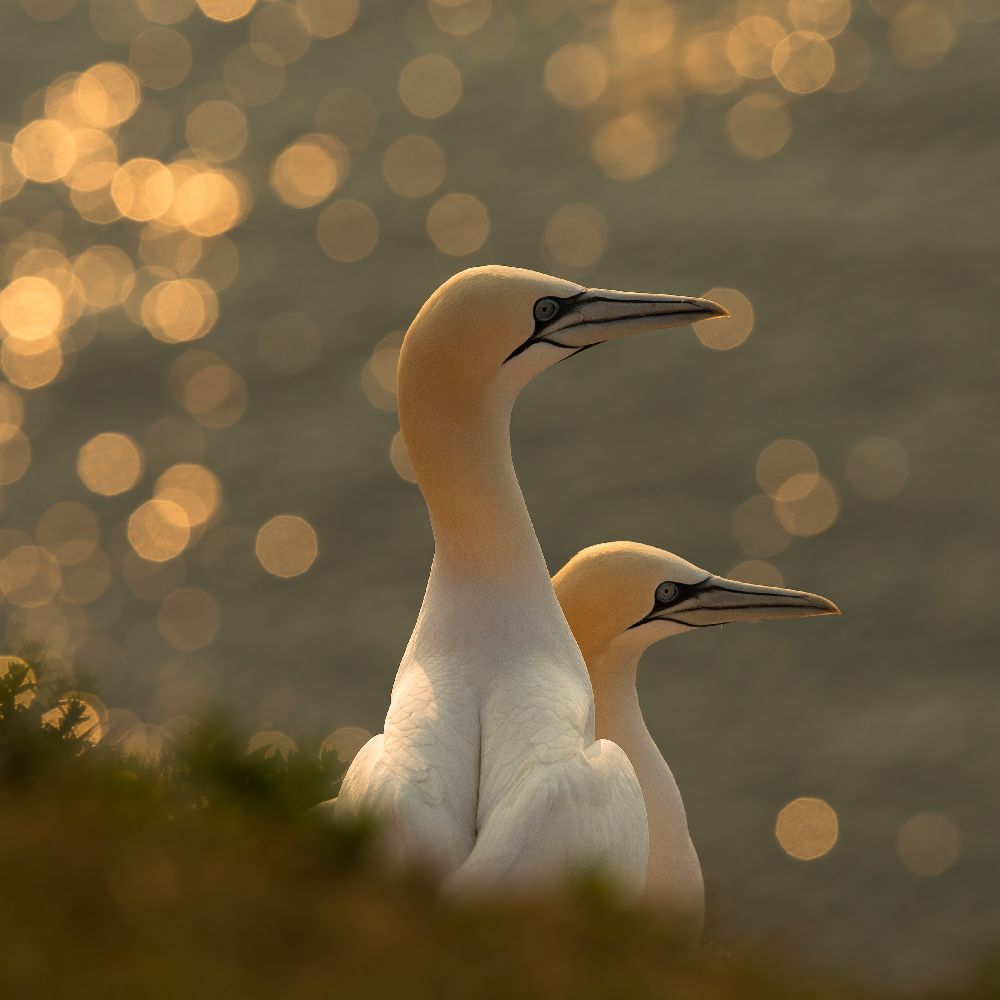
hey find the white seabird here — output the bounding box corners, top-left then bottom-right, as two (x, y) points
(553, 541), (839, 935)
(335, 266), (727, 895)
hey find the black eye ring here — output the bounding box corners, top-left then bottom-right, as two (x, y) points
(533, 297), (559, 323)
(655, 581), (680, 605)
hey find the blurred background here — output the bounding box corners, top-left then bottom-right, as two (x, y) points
(0, 0), (997, 985)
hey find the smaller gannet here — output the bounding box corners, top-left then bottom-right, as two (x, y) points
(553, 542), (839, 939)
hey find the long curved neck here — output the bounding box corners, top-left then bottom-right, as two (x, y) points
(587, 642), (704, 934)
(400, 380), (548, 585)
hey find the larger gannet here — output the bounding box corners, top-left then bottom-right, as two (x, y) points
(336, 266), (726, 893)
(553, 541), (839, 936)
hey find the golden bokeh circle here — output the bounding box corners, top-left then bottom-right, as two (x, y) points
(889, 3), (956, 68)
(255, 514), (319, 578)
(270, 135), (347, 208)
(591, 114), (662, 181)
(77, 432), (144, 495)
(185, 101), (248, 163)
(543, 203), (607, 270)
(731, 494), (791, 558)
(426, 193), (490, 256)
(73, 62), (141, 127)
(544, 43), (609, 108)
(727, 16), (787, 80)
(896, 813), (961, 877)
(382, 135), (446, 199)
(129, 27), (193, 90)
(249, 2), (311, 66)
(773, 474), (839, 537)
(111, 158), (175, 222)
(127, 498), (191, 561)
(196, 0), (256, 21)
(13, 119), (77, 183)
(398, 55), (462, 119)
(0, 275), (65, 343)
(320, 725), (372, 763)
(775, 796), (839, 861)
(158, 586), (221, 651)
(756, 439), (819, 500)
(297, 0), (359, 37)
(773, 32), (836, 94)
(316, 199), (379, 262)
(0, 428), (33, 485)
(694, 287), (753, 350)
(36, 501), (99, 565)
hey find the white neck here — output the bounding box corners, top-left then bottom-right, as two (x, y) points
(589, 639), (704, 938)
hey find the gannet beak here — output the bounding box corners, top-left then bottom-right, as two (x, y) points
(504, 287), (728, 362)
(641, 576), (840, 629)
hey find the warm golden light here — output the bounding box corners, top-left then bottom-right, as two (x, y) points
(111, 158), (175, 222)
(129, 26), (193, 90)
(389, 430), (417, 483)
(694, 287), (754, 350)
(683, 31), (741, 94)
(727, 92), (792, 159)
(0, 545), (62, 608)
(2, 336), (65, 390)
(316, 199), (379, 262)
(591, 114), (663, 181)
(73, 245), (136, 309)
(773, 31), (836, 94)
(773, 474), (839, 536)
(73, 62), (141, 128)
(360, 335), (401, 411)
(788, 0), (853, 39)
(889, 2), (955, 67)
(297, 0), (359, 37)
(158, 586), (221, 651)
(249, 2), (311, 65)
(257, 313), (322, 375)
(270, 135), (346, 208)
(398, 55), (462, 119)
(610, 0), (676, 56)
(127, 498), (191, 561)
(169, 166), (248, 236)
(846, 436), (909, 499)
(756, 439), (819, 500)
(41, 692), (107, 744)
(77, 432), (144, 496)
(0, 427), (32, 485)
(0, 275), (65, 343)
(185, 101), (248, 163)
(136, 0), (196, 24)
(196, 0), (256, 21)
(172, 355), (249, 429)
(0, 655), (36, 708)
(897, 813), (961, 876)
(320, 725), (371, 763)
(544, 43), (609, 108)
(140, 278), (218, 343)
(426, 192), (490, 256)
(428, 0), (491, 36)
(154, 463), (222, 527)
(247, 729), (299, 758)
(382, 135), (446, 199)
(0, 143), (27, 203)
(13, 119), (77, 183)
(727, 16), (786, 79)
(543, 203), (608, 270)
(255, 515), (319, 577)
(775, 796), (839, 860)
(36, 501), (99, 565)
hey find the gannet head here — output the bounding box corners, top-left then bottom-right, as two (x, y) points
(553, 541), (840, 662)
(398, 265), (726, 407)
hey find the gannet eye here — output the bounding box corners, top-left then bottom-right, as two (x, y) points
(655, 581), (680, 605)
(533, 297), (560, 323)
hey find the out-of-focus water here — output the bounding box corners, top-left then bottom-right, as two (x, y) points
(0, 0), (997, 981)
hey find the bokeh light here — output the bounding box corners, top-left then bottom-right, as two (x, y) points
(543, 203), (607, 270)
(773, 474), (839, 537)
(896, 813), (961, 876)
(320, 724), (371, 764)
(426, 193), (490, 256)
(775, 797), (839, 860)
(185, 101), (248, 163)
(693, 287), (753, 350)
(727, 93), (792, 159)
(316, 199), (379, 261)
(270, 134), (347, 208)
(77, 432), (144, 496)
(255, 515), (318, 577)
(398, 55), (462, 119)
(382, 135), (446, 199)
(127, 498), (191, 561)
(756, 439), (819, 500)
(129, 27), (193, 90)
(544, 43), (609, 108)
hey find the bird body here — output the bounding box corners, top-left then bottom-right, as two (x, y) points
(336, 267), (726, 893)
(554, 541), (839, 937)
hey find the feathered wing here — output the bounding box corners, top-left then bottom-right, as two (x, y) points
(444, 738), (648, 899)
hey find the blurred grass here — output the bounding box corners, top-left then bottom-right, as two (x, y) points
(3, 652), (997, 1000)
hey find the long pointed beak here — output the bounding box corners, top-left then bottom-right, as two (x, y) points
(654, 576), (841, 629)
(504, 286), (728, 362)
(549, 288), (728, 351)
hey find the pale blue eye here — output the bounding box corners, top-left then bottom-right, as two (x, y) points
(534, 298), (559, 323)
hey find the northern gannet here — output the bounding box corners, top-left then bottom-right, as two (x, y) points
(553, 541), (839, 935)
(335, 266), (726, 894)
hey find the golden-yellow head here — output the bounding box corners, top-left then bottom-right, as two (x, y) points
(554, 541), (840, 663)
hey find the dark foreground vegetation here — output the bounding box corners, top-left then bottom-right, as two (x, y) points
(1, 652), (996, 1000)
